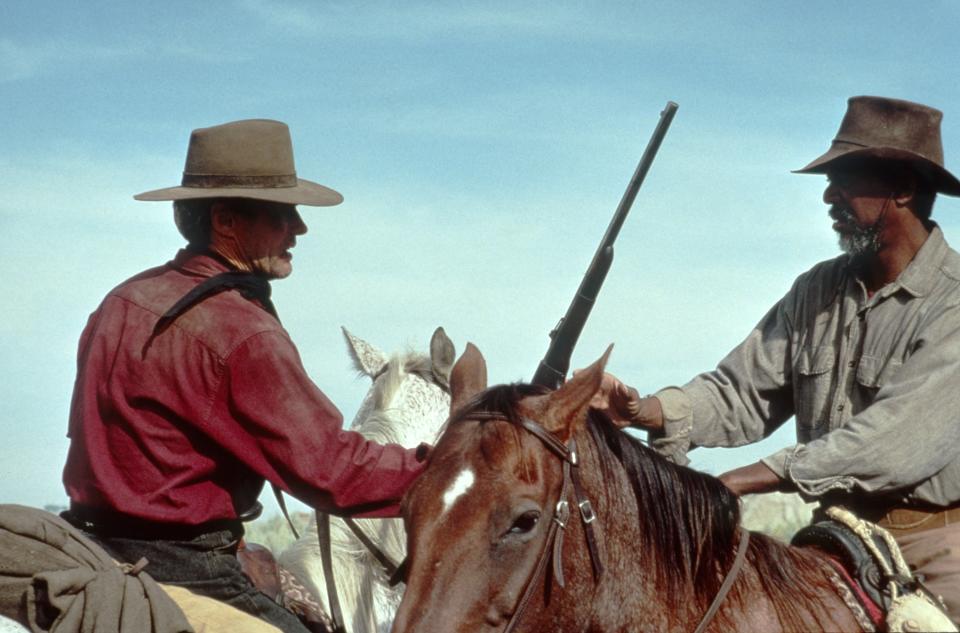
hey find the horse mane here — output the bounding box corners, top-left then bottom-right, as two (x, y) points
(451, 383), (845, 631)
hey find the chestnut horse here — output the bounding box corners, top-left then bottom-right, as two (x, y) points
(392, 345), (865, 632)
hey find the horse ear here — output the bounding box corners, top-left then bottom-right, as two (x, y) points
(342, 327), (389, 378)
(429, 327), (456, 389)
(449, 343), (487, 415)
(542, 345), (613, 440)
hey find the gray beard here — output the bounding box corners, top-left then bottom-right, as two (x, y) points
(834, 207), (881, 258)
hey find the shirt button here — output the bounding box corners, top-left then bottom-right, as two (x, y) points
(848, 360), (856, 368)
(837, 404), (845, 412)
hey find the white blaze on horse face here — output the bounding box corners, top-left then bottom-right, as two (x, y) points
(441, 468), (475, 514)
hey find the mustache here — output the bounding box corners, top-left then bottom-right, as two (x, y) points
(829, 205), (855, 223)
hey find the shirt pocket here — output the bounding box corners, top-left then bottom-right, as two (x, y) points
(795, 345), (835, 441)
(856, 355), (903, 394)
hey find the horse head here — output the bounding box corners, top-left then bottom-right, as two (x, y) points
(393, 344), (868, 633)
(344, 326), (454, 448)
(392, 344), (617, 633)
(279, 327), (455, 633)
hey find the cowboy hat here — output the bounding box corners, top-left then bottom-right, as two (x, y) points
(134, 119), (343, 206)
(794, 96), (960, 197)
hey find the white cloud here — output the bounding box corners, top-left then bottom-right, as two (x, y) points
(0, 35), (240, 83)
(235, 0), (651, 43)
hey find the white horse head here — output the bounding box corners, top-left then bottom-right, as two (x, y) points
(278, 327), (454, 633)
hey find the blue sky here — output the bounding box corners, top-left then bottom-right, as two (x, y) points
(2, 1), (960, 514)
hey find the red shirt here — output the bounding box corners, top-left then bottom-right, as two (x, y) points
(63, 250), (426, 525)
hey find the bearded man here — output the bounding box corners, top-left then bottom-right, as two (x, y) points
(61, 119), (429, 631)
(598, 96), (960, 621)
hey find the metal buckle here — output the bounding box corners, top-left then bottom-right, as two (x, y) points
(554, 500), (570, 529)
(578, 499), (597, 524)
(568, 450), (578, 466)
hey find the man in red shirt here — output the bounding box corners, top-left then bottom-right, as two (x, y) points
(61, 119), (429, 631)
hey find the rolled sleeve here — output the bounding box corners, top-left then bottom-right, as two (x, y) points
(774, 313), (960, 500)
(651, 387), (693, 465)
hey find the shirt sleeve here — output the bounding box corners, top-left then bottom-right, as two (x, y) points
(652, 293), (797, 465)
(204, 329), (428, 518)
(763, 304), (960, 498)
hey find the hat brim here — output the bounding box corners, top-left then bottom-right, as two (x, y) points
(133, 178), (343, 206)
(794, 145), (960, 197)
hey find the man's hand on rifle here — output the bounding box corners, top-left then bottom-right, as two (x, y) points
(590, 373), (664, 431)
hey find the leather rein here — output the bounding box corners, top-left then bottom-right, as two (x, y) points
(504, 415), (750, 633)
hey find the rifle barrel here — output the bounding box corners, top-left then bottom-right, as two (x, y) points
(532, 101), (678, 388)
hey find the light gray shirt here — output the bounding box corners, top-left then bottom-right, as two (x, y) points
(655, 226), (960, 506)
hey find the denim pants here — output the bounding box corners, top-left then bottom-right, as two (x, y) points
(90, 529), (311, 633)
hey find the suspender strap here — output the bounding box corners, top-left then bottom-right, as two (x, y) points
(152, 271), (278, 338)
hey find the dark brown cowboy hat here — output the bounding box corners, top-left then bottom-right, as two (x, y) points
(794, 96), (960, 197)
(134, 119), (343, 206)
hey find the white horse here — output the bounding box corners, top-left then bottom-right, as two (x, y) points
(0, 615), (27, 633)
(278, 326), (454, 633)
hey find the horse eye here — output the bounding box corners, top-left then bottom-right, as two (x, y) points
(508, 510), (540, 535)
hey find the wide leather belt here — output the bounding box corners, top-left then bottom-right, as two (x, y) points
(63, 502), (245, 541)
(818, 496), (960, 538)
(876, 504), (960, 537)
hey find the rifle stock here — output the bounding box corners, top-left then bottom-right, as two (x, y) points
(532, 101), (678, 388)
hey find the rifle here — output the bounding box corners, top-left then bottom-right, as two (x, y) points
(532, 101), (678, 389)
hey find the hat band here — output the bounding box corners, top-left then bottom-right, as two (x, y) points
(181, 173), (298, 189)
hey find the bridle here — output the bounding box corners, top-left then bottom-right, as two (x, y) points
(502, 414), (751, 633)
(501, 417), (605, 633)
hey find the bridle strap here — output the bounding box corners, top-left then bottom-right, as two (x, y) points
(567, 455), (603, 581)
(503, 468), (571, 633)
(518, 418), (603, 582)
(499, 418), (603, 633)
(692, 528), (750, 633)
(518, 418), (574, 462)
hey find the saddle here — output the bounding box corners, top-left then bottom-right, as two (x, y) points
(793, 516), (890, 610)
(792, 506), (955, 632)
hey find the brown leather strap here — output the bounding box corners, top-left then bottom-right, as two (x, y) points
(343, 517), (400, 578)
(692, 528), (750, 633)
(567, 442), (603, 581)
(272, 484), (300, 540)
(504, 470), (571, 633)
(317, 511), (347, 633)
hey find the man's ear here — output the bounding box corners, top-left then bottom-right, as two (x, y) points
(893, 171), (918, 208)
(210, 200), (238, 237)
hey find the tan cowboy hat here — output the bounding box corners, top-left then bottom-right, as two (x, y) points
(794, 96), (960, 197)
(134, 119), (343, 206)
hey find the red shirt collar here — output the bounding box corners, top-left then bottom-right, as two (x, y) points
(169, 248), (236, 278)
